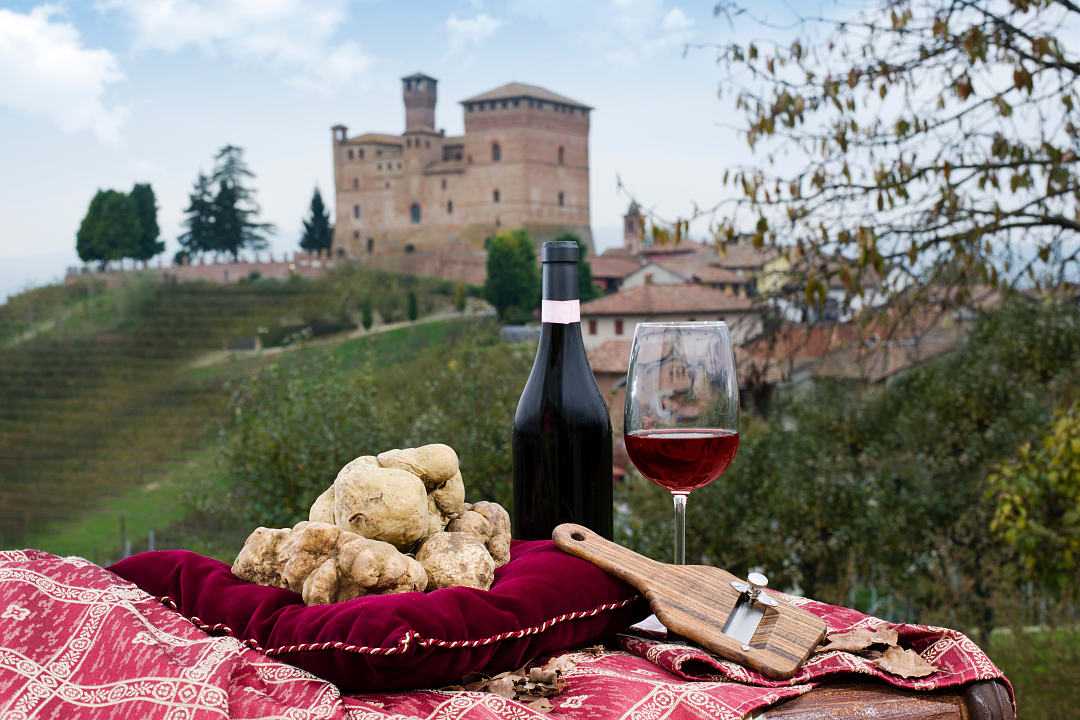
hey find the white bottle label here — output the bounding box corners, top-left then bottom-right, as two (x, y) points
(541, 299), (580, 324)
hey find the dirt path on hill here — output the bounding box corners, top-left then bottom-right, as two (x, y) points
(188, 309), (493, 369)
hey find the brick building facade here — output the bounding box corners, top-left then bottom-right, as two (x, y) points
(331, 73), (593, 261)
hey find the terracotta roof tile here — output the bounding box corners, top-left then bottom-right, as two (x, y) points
(581, 283), (754, 316)
(587, 340), (632, 374)
(461, 83), (591, 109)
(347, 133), (402, 145)
(589, 256), (641, 279)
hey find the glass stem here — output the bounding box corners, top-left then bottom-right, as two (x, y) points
(672, 492), (687, 565)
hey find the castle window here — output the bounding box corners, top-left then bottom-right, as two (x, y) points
(447, 200), (453, 214)
(615, 319), (625, 336)
(352, 178), (359, 190)
(410, 203), (421, 224)
(493, 189), (500, 203)
(558, 146), (565, 165)
(377, 163), (382, 170)
(358, 149), (364, 159)
(558, 191), (565, 207)
(404, 243), (415, 254)
(367, 237), (374, 254)
(353, 230), (360, 240)
(353, 204), (361, 219)
(441, 178), (447, 190)
(588, 319), (597, 335)
(500, 100), (508, 109)
(347, 149), (354, 160)
(376, 149), (382, 156)
(512, 99), (519, 107)
(491, 143), (501, 162)
(425, 140), (430, 148)
(406, 138), (411, 148)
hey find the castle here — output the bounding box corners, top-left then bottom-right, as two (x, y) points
(331, 73), (592, 261)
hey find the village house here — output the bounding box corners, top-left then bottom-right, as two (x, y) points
(579, 282), (763, 350)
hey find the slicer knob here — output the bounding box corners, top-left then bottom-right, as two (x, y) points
(747, 572), (768, 593)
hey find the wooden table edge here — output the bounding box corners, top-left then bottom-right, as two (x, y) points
(760, 679), (1014, 720)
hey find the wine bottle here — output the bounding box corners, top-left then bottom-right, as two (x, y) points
(512, 240), (614, 540)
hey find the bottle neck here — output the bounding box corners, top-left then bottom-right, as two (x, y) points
(541, 261), (579, 326)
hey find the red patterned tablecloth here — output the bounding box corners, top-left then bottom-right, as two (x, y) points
(0, 550), (1008, 720)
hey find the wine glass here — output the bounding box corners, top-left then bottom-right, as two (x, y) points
(624, 322), (740, 565)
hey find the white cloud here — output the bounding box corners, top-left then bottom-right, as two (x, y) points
(511, 0), (693, 65)
(0, 6), (127, 143)
(99, 0), (372, 93)
(605, 1), (695, 65)
(445, 12), (502, 56)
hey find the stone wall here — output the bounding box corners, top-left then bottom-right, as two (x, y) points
(65, 251), (337, 288)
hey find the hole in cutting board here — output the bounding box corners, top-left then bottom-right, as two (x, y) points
(571, 531), (586, 541)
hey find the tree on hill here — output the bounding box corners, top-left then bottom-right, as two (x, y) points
(300, 187), (333, 253)
(129, 183), (164, 262)
(208, 144), (275, 259)
(666, 0), (1080, 307)
(407, 291), (419, 322)
(484, 230), (540, 323)
(76, 190), (142, 270)
(554, 231), (599, 302)
(178, 172), (214, 262)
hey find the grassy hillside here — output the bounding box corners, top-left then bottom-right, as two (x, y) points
(0, 269), (461, 559)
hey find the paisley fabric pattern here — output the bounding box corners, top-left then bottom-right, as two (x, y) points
(0, 551), (1007, 720)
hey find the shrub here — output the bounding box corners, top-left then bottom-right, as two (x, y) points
(222, 323), (530, 528)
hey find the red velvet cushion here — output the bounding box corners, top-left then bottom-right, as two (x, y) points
(109, 539), (645, 692)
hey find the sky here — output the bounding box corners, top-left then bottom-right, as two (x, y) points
(0, 0), (794, 301)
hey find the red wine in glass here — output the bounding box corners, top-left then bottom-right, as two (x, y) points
(625, 428), (740, 493)
(623, 321), (740, 565)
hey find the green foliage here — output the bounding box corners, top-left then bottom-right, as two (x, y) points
(554, 232), (599, 301)
(621, 298), (1080, 634)
(989, 403), (1080, 593)
(129, 183), (164, 261)
(300, 187), (333, 253)
(179, 146), (274, 259)
(988, 626), (1080, 720)
(76, 189), (142, 269)
(223, 322), (527, 528)
(360, 297), (374, 330)
(453, 283), (467, 313)
(407, 290), (419, 322)
(225, 356), (385, 525)
(484, 229), (540, 323)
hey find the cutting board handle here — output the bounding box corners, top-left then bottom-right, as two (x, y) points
(552, 523), (663, 590)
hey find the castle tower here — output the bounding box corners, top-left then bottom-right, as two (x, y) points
(624, 201), (646, 254)
(402, 73), (437, 133)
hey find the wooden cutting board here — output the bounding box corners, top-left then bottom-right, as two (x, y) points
(553, 523), (827, 678)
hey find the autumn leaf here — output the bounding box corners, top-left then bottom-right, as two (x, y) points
(817, 625), (899, 653)
(874, 646), (938, 678)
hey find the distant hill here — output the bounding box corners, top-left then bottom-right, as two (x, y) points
(0, 268), (462, 561)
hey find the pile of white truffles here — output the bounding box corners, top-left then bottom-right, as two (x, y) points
(232, 444), (511, 604)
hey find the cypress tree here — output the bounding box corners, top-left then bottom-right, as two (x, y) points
(179, 173), (215, 258)
(300, 187), (333, 253)
(129, 183), (164, 261)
